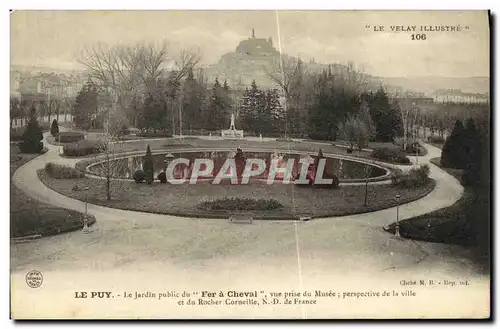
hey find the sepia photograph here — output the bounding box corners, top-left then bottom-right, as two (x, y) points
(9, 9), (491, 319)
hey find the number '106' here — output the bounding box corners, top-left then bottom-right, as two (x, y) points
(411, 34), (427, 40)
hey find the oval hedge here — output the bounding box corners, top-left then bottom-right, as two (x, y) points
(58, 131), (85, 143)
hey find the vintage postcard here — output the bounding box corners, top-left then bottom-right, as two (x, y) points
(10, 10), (491, 319)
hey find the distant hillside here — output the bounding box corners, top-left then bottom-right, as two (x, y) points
(11, 64), (84, 75)
(376, 76), (490, 96)
(11, 63), (490, 98)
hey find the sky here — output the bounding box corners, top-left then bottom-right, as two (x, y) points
(10, 10), (490, 77)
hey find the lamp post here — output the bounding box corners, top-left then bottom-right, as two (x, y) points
(395, 193), (401, 237)
(82, 186), (91, 233)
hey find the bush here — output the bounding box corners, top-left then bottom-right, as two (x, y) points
(198, 197), (284, 211)
(427, 136), (445, 144)
(20, 112), (44, 153)
(372, 147), (411, 164)
(133, 170), (146, 183)
(19, 141), (43, 153)
(45, 162), (84, 179)
(308, 131), (332, 141)
(143, 145), (154, 184)
(58, 131), (85, 143)
(63, 139), (104, 157)
(157, 171), (167, 183)
(136, 131), (172, 138)
(50, 119), (59, 137)
(391, 164), (430, 188)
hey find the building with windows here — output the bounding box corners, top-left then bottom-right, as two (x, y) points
(433, 89), (489, 104)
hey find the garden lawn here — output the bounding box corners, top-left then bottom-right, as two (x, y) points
(38, 170), (435, 219)
(10, 145), (95, 238)
(385, 157), (489, 273)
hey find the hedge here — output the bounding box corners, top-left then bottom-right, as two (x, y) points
(198, 197), (284, 211)
(136, 131), (173, 138)
(133, 170), (146, 183)
(427, 136), (445, 144)
(45, 162), (84, 179)
(63, 139), (104, 157)
(391, 164), (431, 188)
(371, 147), (411, 164)
(58, 131), (85, 143)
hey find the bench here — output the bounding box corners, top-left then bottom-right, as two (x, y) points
(229, 213), (254, 224)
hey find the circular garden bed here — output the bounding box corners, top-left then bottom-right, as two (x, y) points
(37, 169), (436, 220)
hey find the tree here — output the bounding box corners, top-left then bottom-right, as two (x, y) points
(74, 80), (98, 130)
(441, 120), (466, 169)
(205, 78), (230, 130)
(10, 97), (22, 129)
(20, 106), (44, 153)
(461, 118), (482, 185)
(368, 87), (403, 142)
(181, 68), (205, 132)
(339, 112), (374, 150)
(266, 89), (283, 135)
(50, 119), (59, 137)
(143, 145), (154, 184)
(78, 42), (200, 129)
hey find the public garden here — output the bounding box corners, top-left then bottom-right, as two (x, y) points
(9, 41), (490, 306)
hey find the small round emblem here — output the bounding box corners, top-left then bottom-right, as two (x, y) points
(26, 270), (43, 288)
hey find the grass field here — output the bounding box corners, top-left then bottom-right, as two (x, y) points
(10, 145), (95, 238)
(385, 157), (489, 273)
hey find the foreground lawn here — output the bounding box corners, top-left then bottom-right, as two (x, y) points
(10, 145), (95, 238)
(38, 171), (435, 219)
(385, 157), (489, 272)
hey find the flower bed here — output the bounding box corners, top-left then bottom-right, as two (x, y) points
(198, 197), (284, 211)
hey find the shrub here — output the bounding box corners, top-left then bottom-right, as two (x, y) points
(371, 147), (410, 164)
(19, 141), (43, 153)
(391, 164), (430, 188)
(58, 131), (85, 143)
(50, 119), (59, 137)
(45, 162), (84, 179)
(133, 170), (146, 183)
(136, 131), (172, 138)
(198, 197), (284, 211)
(413, 164), (430, 184)
(427, 136), (445, 144)
(63, 140), (104, 157)
(20, 111), (44, 153)
(143, 145), (154, 184)
(441, 120), (466, 169)
(157, 171), (167, 183)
